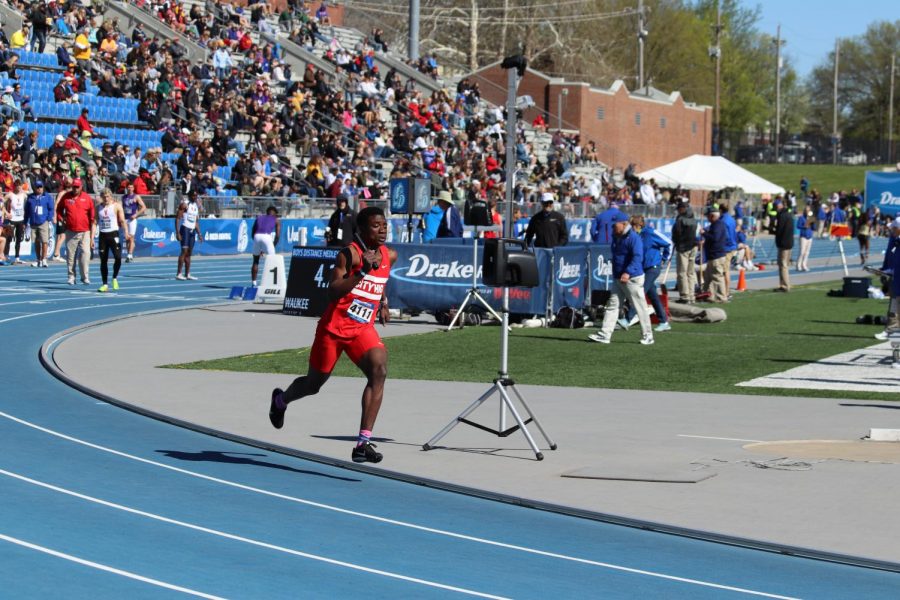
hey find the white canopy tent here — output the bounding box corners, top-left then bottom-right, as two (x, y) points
(637, 155), (785, 195)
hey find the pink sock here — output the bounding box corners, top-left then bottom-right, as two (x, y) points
(356, 429), (372, 447)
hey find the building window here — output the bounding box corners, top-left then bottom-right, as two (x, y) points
(635, 112), (641, 125)
(660, 117), (666, 129)
(692, 121), (697, 134)
(597, 107), (605, 120)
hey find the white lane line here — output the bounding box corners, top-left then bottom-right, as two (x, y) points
(0, 298), (217, 325)
(0, 469), (509, 600)
(678, 435), (764, 443)
(0, 412), (796, 599)
(0, 287), (238, 307)
(0, 533), (225, 599)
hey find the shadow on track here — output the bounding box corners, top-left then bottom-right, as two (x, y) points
(156, 450), (360, 482)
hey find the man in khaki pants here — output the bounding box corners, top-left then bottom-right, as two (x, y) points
(56, 178), (95, 285)
(589, 214), (654, 345)
(671, 199), (698, 303)
(702, 207), (728, 303)
(774, 198), (794, 292)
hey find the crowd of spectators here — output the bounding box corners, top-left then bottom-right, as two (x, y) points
(0, 0), (630, 229)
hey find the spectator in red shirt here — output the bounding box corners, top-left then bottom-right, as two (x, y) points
(133, 169), (154, 195)
(76, 108), (93, 135)
(57, 178), (95, 285)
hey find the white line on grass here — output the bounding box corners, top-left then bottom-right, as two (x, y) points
(0, 533), (225, 599)
(0, 412), (797, 599)
(0, 469), (509, 600)
(678, 435), (764, 443)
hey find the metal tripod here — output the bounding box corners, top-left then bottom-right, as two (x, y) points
(425, 287), (557, 460)
(425, 52), (556, 460)
(446, 229), (504, 331)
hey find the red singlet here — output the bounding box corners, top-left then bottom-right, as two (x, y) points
(309, 242), (391, 373)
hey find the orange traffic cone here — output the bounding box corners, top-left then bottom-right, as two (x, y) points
(736, 268), (748, 292)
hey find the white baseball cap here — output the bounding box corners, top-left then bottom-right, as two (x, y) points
(541, 192), (555, 203)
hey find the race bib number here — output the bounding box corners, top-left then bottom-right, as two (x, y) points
(346, 298), (374, 324)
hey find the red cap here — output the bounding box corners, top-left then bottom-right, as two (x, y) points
(72, 178), (83, 187)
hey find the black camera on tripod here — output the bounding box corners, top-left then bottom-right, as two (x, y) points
(483, 239), (539, 288)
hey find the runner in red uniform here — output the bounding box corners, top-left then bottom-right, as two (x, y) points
(269, 207), (398, 463)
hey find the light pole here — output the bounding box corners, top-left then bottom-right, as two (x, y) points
(558, 88), (568, 130)
(710, 0), (722, 155)
(889, 53), (895, 164)
(637, 0), (646, 90)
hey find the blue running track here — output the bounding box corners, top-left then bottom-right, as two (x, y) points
(1, 256), (899, 598)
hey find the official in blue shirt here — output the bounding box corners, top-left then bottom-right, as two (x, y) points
(24, 181), (54, 267)
(590, 202), (628, 244)
(435, 190), (463, 238)
(816, 203), (827, 238)
(796, 207), (814, 271)
(589, 213), (654, 345)
(421, 203), (444, 243)
(876, 218), (900, 339)
(624, 216), (673, 332)
(702, 207), (728, 303)
(720, 202), (738, 294)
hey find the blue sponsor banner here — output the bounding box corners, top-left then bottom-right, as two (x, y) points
(865, 172), (900, 217)
(387, 243), (549, 314)
(133, 218), (253, 257)
(588, 244), (614, 292)
(278, 219), (328, 250)
(551, 245), (589, 311)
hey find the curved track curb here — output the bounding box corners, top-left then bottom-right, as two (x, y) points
(38, 304), (900, 574)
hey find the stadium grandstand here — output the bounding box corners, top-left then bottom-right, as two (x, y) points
(0, 0), (637, 226)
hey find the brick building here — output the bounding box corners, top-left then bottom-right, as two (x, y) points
(469, 62), (712, 172)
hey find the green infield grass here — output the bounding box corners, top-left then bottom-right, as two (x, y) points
(164, 281), (898, 401)
(741, 164), (892, 196)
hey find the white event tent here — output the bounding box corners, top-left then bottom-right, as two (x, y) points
(637, 155), (785, 195)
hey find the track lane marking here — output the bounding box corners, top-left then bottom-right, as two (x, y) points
(0, 412), (797, 599)
(0, 298), (219, 325)
(678, 435), (765, 443)
(0, 469), (509, 600)
(0, 533), (226, 599)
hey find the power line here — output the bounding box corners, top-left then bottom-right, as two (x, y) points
(344, 0), (604, 13)
(344, 2), (637, 24)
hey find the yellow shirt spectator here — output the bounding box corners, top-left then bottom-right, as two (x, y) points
(74, 33), (91, 60)
(10, 29), (28, 50)
(100, 37), (117, 56)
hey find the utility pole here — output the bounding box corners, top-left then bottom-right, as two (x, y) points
(889, 53), (896, 164)
(637, 0), (645, 90)
(469, 0), (479, 72)
(558, 88), (568, 130)
(774, 25), (784, 163)
(712, 0), (722, 155)
(833, 38), (840, 165)
(408, 0), (420, 61)
(500, 0), (509, 55)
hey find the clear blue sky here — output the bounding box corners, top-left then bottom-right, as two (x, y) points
(754, 0), (897, 78)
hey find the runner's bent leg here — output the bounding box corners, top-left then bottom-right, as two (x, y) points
(283, 366), (331, 403)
